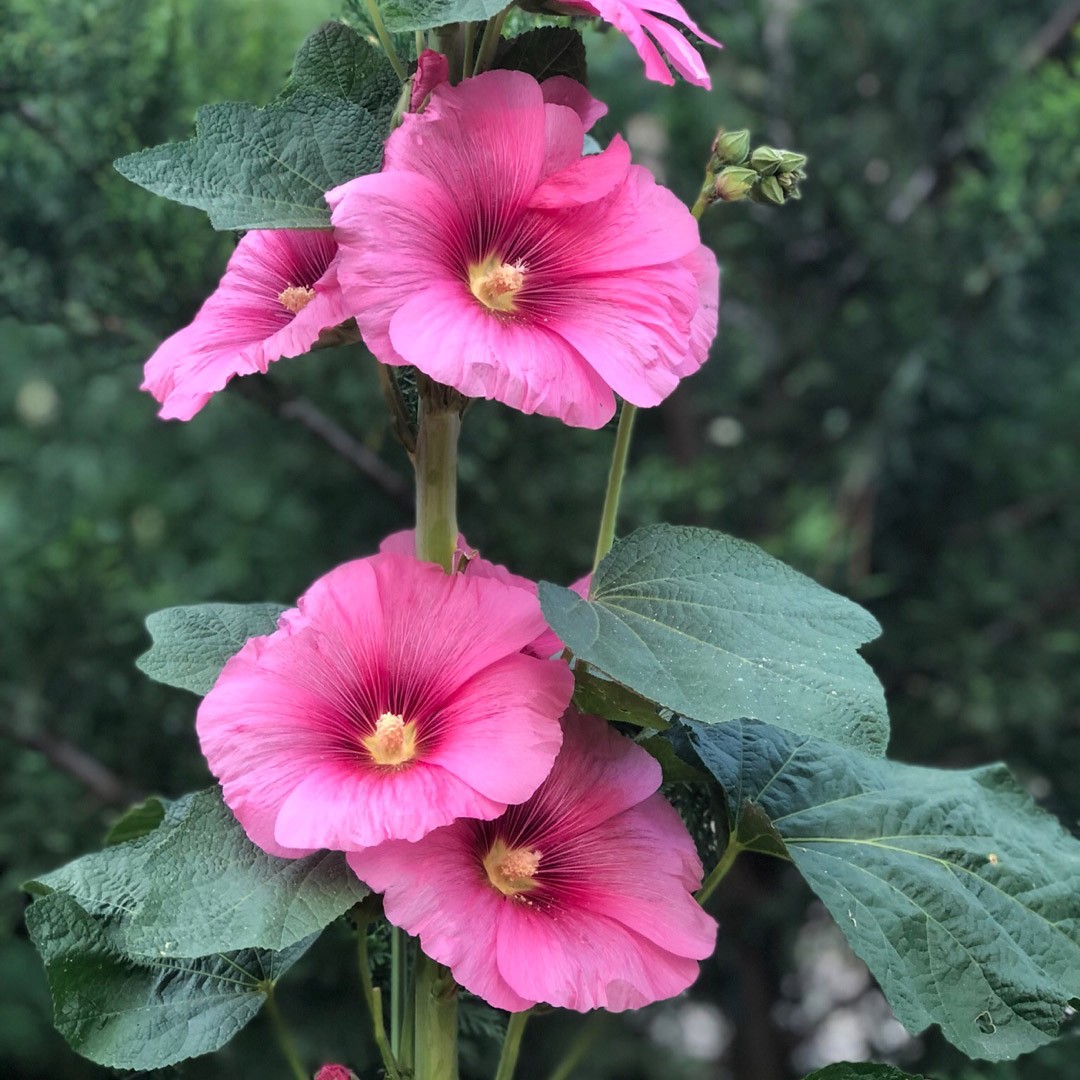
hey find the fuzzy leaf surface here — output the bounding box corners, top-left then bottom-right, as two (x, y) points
(29, 789), (367, 956)
(684, 718), (1080, 1061)
(804, 1067), (929, 1080)
(114, 91), (384, 230)
(380, 0), (506, 32)
(136, 602), (286, 695)
(25, 892), (312, 1070)
(282, 20), (400, 126)
(104, 796), (169, 846)
(495, 27), (588, 84)
(540, 525), (888, 754)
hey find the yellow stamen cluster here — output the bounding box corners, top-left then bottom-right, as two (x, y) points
(278, 285), (316, 314)
(468, 256), (526, 313)
(362, 711), (418, 767)
(483, 838), (542, 897)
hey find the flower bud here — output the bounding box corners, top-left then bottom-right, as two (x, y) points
(751, 174), (786, 205)
(777, 150), (808, 174)
(749, 145), (785, 176)
(710, 128), (750, 167)
(315, 1066), (357, 1080)
(712, 166), (758, 202)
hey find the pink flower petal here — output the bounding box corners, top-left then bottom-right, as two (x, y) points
(388, 281), (617, 428)
(529, 135), (632, 209)
(410, 49), (450, 111)
(637, 11), (711, 88)
(541, 76), (608, 131)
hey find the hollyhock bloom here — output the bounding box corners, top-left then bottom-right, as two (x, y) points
(411, 49), (450, 111)
(328, 71), (719, 429)
(196, 552), (573, 857)
(379, 528), (589, 657)
(142, 229), (349, 420)
(556, 0), (722, 89)
(349, 710), (717, 1012)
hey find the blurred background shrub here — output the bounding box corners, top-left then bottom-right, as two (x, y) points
(2, 0), (1078, 1077)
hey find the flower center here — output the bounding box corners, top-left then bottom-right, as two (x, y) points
(468, 256), (525, 313)
(278, 285), (316, 315)
(483, 838), (542, 897)
(362, 711), (418, 767)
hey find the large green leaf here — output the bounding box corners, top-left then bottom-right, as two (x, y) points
(683, 718), (1080, 1060)
(25, 892), (311, 1070)
(495, 27), (588, 85)
(804, 1067), (929, 1080)
(136, 601), (286, 695)
(29, 789), (367, 956)
(282, 20), (401, 125)
(115, 90), (384, 230)
(540, 525), (888, 754)
(380, 0), (507, 33)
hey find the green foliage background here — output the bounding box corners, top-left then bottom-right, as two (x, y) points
(2, 0), (1078, 1077)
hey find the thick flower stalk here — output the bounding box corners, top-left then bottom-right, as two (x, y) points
(329, 70), (719, 429)
(350, 709), (718, 1012)
(553, 0), (722, 88)
(142, 229), (348, 420)
(196, 552), (574, 856)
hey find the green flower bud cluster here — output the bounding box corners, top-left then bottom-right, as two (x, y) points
(704, 129), (807, 208)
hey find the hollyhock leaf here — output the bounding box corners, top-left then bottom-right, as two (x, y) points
(114, 91), (384, 230)
(136, 602), (287, 695)
(104, 796), (169, 846)
(539, 524), (888, 754)
(30, 789), (366, 956)
(495, 27), (588, 85)
(379, 0), (506, 33)
(25, 891), (312, 1070)
(803, 1067), (930, 1080)
(572, 666), (668, 730)
(685, 718), (1080, 1061)
(282, 21), (400, 127)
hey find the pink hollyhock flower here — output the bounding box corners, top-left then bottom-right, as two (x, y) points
(411, 49), (450, 111)
(142, 229), (349, 420)
(196, 552), (573, 857)
(349, 710), (717, 1012)
(379, 528), (589, 658)
(557, 0), (722, 88)
(328, 71), (719, 429)
(314, 1066), (357, 1080)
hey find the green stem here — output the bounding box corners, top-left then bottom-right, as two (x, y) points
(592, 401), (637, 573)
(695, 839), (742, 905)
(462, 21), (477, 81)
(493, 1011), (530, 1080)
(413, 950), (459, 1080)
(390, 925), (405, 1057)
(414, 378), (462, 570)
(357, 929), (402, 1080)
(364, 0), (408, 80)
(690, 187), (711, 221)
(472, 8), (509, 75)
(263, 987), (307, 1080)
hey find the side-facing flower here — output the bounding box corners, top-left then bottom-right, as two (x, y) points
(142, 229), (349, 420)
(196, 552), (573, 856)
(554, 0), (722, 88)
(349, 710), (717, 1012)
(329, 71), (719, 429)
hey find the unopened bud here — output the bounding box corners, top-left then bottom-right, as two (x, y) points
(711, 128), (750, 167)
(777, 150), (808, 174)
(712, 166), (758, 202)
(752, 174), (785, 206)
(315, 1066), (358, 1080)
(749, 146), (784, 176)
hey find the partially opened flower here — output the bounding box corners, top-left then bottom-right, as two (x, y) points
(197, 552), (573, 856)
(142, 229), (349, 420)
(349, 710), (717, 1012)
(329, 71), (719, 429)
(555, 0), (722, 88)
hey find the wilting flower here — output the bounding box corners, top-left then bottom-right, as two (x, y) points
(197, 552), (573, 857)
(349, 710), (717, 1012)
(142, 229), (349, 420)
(379, 528), (589, 658)
(411, 49), (450, 111)
(545, 0), (721, 88)
(329, 71), (719, 429)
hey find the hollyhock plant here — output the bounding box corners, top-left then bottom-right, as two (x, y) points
(196, 551), (573, 856)
(329, 70), (719, 429)
(349, 709), (718, 1012)
(142, 229), (349, 420)
(554, 0), (722, 88)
